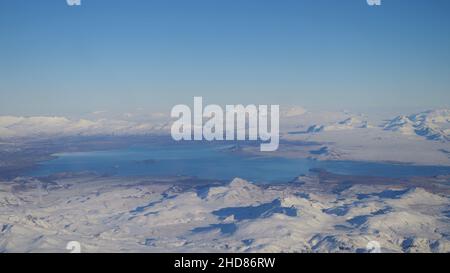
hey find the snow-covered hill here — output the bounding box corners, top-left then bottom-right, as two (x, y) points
(280, 107), (373, 134)
(0, 115), (171, 138)
(0, 175), (448, 253)
(1, 108), (448, 141)
(383, 109), (450, 141)
(304, 116), (372, 133)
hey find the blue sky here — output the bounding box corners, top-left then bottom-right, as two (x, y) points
(0, 0), (449, 116)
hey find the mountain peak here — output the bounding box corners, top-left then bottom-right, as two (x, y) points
(384, 109), (450, 141)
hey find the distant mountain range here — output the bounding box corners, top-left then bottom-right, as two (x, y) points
(383, 109), (450, 142)
(304, 116), (372, 133)
(282, 108), (450, 142)
(0, 115), (170, 138)
(1, 108), (449, 142)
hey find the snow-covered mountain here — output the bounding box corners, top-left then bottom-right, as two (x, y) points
(383, 109), (450, 141)
(1, 175), (448, 253)
(1, 109), (449, 144)
(279, 106), (374, 134)
(0, 115), (171, 138)
(301, 116), (371, 133)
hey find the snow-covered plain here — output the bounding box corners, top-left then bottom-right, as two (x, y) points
(0, 174), (449, 253)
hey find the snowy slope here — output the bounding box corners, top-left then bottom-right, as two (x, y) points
(384, 109), (450, 141)
(305, 116), (372, 133)
(0, 175), (448, 253)
(0, 116), (171, 138)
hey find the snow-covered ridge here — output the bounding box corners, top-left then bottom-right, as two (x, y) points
(305, 116), (372, 133)
(284, 112), (372, 134)
(282, 108), (449, 141)
(383, 109), (450, 141)
(1, 108), (449, 143)
(0, 115), (171, 138)
(0, 175), (448, 253)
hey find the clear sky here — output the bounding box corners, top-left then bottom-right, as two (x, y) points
(0, 0), (449, 116)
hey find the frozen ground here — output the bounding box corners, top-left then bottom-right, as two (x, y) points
(1, 174), (449, 253)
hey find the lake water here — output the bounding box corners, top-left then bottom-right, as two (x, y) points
(30, 142), (450, 183)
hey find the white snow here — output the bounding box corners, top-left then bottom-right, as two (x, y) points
(0, 175), (448, 253)
(0, 116), (170, 138)
(383, 109), (450, 141)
